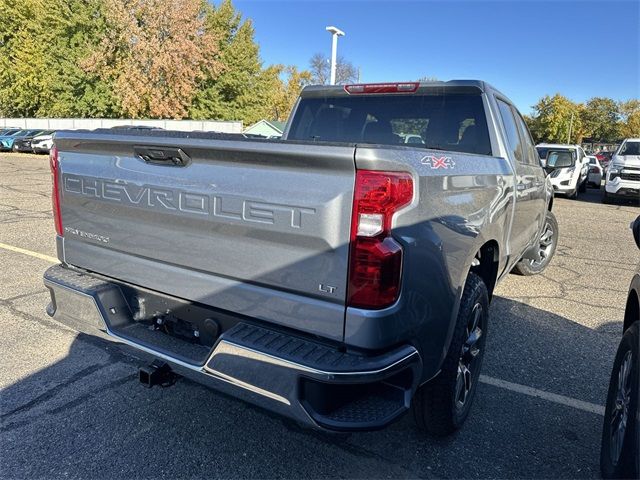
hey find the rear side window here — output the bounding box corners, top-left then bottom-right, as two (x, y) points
(288, 93), (492, 155)
(496, 99), (523, 163)
(513, 112), (540, 166)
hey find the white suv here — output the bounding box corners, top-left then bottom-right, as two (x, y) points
(536, 143), (589, 199)
(604, 139), (640, 204)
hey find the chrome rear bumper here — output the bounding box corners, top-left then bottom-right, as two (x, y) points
(44, 264), (422, 431)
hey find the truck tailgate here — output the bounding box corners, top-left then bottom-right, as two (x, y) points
(54, 132), (355, 340)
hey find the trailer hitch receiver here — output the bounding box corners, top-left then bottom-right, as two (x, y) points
(138, 360), (179, 388)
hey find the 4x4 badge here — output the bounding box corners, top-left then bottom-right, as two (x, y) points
(421, 155), (455, 169)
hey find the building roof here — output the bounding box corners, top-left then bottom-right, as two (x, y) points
(244, 119), (286, 134)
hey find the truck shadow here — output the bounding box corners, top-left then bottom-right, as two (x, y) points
(0, 296), (619, 479)
(569, 184), (639, 206)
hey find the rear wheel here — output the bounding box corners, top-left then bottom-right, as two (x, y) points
(512, 211), (559, 276)
(411, 272), (488, 436)
(600, 322), (639, 479)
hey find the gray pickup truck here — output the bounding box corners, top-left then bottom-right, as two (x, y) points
(44, 80), (557, 436)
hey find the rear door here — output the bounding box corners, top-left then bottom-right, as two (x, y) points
(513, 110), (546, 231)
(55, 133), (356, 341)
(495, 98), (543, 255)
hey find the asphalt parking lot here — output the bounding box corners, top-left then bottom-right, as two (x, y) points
(1, 152), (639, 479)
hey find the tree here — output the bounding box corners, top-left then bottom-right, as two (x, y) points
(309, 53), (358, 85)
(619, 100), (640, 138)
(0, 0), (118, 118)
(190, 0), (266, 123)
(85, 0), (221, 119)
(530, 94), (585, 144)
(260, 65), (311, 121)
(580, 97), (620, 142)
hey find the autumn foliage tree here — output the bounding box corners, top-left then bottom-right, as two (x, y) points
(619, 100), (640, 139)
(84, 0), (221, 119)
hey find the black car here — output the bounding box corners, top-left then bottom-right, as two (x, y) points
(11, 129), (46, 152)
(600, 215), (639, 479)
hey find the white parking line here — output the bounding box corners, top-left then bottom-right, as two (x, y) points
(0, 241), (608, 416)
(0, 242), (57, 263)
(480, 375), (605, 416)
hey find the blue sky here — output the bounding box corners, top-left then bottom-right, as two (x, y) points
(228, 0), (639, 114)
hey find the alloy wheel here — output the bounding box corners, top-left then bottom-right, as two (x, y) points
(609, 350), (633, 465)
(530, 221), (554, 268)
(455, 303), (484, 411)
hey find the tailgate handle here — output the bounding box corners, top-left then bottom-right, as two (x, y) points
(134, 146), (190, 166)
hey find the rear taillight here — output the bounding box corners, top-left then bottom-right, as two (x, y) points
(49, 146), (63, 236)
(347, 170), (413, 309)
(344, 82), (419, 95)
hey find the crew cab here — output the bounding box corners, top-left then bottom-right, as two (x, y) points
(603, 138), (640, 204)
(536, 143), (589, 199)
(43, 80), (558, 436)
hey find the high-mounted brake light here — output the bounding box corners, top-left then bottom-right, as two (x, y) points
(344, 82), (419, 95)
(348, 170), (413, 309)
(49, 146), (63, 236)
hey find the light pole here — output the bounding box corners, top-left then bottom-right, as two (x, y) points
(325, 26), (345, 85)
(567, 111), (574, 144)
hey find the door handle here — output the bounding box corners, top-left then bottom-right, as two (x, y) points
(134, 146), (191, 166)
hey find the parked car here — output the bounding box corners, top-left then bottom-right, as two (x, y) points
(603, 139), (640, 204)
(0, 128), (21, 136)
(10, 129), (45, 152)
(44, 80), (557, 436)
(0, 129), (24, 151)
(403, 134), (425, 144)
(597, 151), (614, 172)
(30, 130), (55, 154)
(536, 143), (590, 199)
(587, 155), (604, 188)
(600, 215), (639, 479)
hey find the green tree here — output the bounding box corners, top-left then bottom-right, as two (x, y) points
(530, 94), (584, 143)
(619, 100), (640, 138)
(189, 0), (266, 123)
(580, 97), (620, 142)
(0, 0), (116, 117)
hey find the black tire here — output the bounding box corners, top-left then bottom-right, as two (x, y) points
(600, 322), (639, 479)
(411, 272), (489, 436)
(579, 178), (587, 193)
(567, 188), (578, 199)
(512, 211), (559, 276)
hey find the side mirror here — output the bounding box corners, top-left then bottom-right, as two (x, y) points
(633, 216), (640, 250)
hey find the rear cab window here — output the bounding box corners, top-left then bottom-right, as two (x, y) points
(287, 92), (493, 156)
